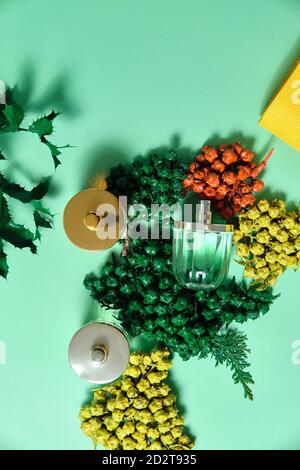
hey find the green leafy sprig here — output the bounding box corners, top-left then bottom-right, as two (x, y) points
(0, 85), (68, 278)
(0, 89), (70, 168)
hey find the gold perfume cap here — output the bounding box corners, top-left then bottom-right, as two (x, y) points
(63, 188), (125, 251)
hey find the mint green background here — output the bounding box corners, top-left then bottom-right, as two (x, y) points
(0, 0), (300, 450)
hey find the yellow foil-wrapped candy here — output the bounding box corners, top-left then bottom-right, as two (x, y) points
(147, 440), (163, 450)
(135, 439), (148, 450)
(136, 409), (153, 424)
(95, 428), (110, 445)
(281, 242), (295, 255)
(233, 229), (244, 243)
(276, 230), (289, 243)
(165, 406), (177, 419)
(247, 207), (260, 220)
(148, 371), (167, 384)
(129, 353), (143, 366)
(115, 395), (130, 411)
(161, 432), (174, 446)
(104, 384), (119, 395)
(149, 398), (163, 414)
(81, 421), (93, 437)
(158, 421), (171, 434)
(124, 365), (141, 378)
(265, 252), (277, 264)
(171, 426), (183, 438)
(89, 404), (105, 416)
(133, 396), (148, 410)
(80, 407), (92, 421)
(93, 389), (106, 402)
(236, 243), (250, 257)
(151, 350), (164, 362)
(147, 427), (160, 440)
(142, 355), (152, 367)
(239, 220), (253, 233)
(106, 435), (119, 450)
(86, 417), (100, 433)
(136, 422), (147, 434)
(257, 214), (271, 228)
(179, 435), (193, 446)
(294, 236), (300, 250)
(104, 417), (119, 431)
(124, 406), (138, 420)
(268, 206), (281, 219)
(173, 416), (184, 426)
(106, 398), (116, 412)
(121, 377), (134, 392)
(156, 359), (172, 371)
(144, 386), (160, 399)
(244, 265), (256, 278)
(286, 255), (298, 270)
(158, 383), (171, 396)
(253, 256), (267, 268)
(256, 230), (271, 244)
(112, 409), (124, 423)
(122, 436), (136, 450)
(271, 240), (283, 253)
(136, 378), (150, 393)
(163, 394), (176, 407)
(133, 431), (145, 442)
(258, 199), (270, 213)
(256, 266), (270, 280)
(154, 410), (169, 423)
(127, 387), (138, 399)
(290, 223), (300, 236)
(250, 243), (265, 256)
(283, 216), (296, 230)
(123, 421), (135, 435)
(269, 223), (280, 237)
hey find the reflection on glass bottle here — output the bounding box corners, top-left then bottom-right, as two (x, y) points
(172, 200), (233, 291)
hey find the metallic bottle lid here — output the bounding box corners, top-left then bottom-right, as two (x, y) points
(63, 188), (125, 251)
(68, 322), (130, 384)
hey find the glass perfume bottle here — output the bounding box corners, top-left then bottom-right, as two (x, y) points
(172, 200), (233, 291)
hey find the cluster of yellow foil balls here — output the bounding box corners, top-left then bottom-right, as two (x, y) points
(234, 199), (300, 287)
(80, 349), (194, 450)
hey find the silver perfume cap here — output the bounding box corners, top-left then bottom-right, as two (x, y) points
(68, 322), (130, 384)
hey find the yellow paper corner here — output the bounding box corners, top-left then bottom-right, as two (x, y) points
(259, 58), (300, 152)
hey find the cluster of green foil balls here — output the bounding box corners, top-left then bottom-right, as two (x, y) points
(85, 237), (276, 361)
(84, 148), (277, 362)
(106, 149), (186, 206)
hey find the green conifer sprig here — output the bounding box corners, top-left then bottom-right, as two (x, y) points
(212, 329), (254, 400)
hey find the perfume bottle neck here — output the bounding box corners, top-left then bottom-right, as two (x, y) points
(196, 200), (212, 224)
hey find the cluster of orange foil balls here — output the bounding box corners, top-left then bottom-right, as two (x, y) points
(183, 142), (274, 220)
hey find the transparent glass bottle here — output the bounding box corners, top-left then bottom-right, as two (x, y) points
(172, 200), (233, 291)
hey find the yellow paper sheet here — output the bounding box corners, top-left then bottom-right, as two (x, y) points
(259, 58), (300, 151)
